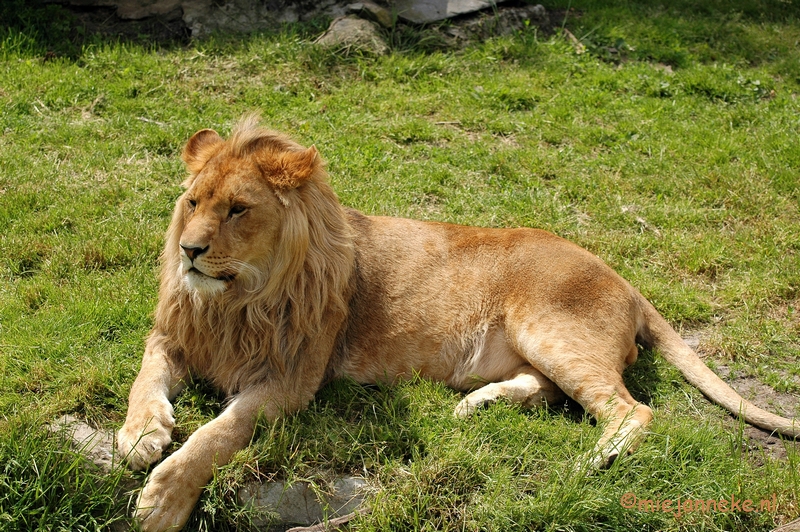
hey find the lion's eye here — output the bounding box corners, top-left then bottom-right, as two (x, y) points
(228, 205), (246, 218)
(187, 198), (197, 209)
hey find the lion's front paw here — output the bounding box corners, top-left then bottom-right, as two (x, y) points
(135, 456), (202, 532)
(454, 397), (479, 418)
(117, 401), (175, 471)
(454, 390), (494, 418)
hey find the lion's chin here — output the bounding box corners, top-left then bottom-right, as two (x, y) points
(181, 267), (229, 298)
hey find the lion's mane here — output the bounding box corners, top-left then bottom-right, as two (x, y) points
(152, 116), (355, 395)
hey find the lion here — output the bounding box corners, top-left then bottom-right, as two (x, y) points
(117, 115), (799, 531)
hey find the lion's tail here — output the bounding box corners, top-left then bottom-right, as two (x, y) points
(636, 293), (799, 439)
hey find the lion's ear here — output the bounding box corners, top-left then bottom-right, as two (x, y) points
(182, 129), (224, 175)
(268, 145), (321, 190)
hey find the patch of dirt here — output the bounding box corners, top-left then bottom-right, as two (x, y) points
(680, 327), (712, 353)
(768, 298), (800, 332)
(717, 366), (800, 419)
(714, 364), (800, 462)
(682, 329), (800, 462)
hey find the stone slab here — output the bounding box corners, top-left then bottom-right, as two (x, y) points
(239, 476), (368, 527)
(394, 0), (509, 24)
(50, 415), (116, 473)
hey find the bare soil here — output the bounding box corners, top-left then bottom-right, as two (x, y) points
(683, 330), (800, 462)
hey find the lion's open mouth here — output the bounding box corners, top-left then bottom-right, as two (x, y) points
(188, 267), (236, 282)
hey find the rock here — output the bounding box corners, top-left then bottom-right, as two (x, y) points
(61, 0), (552, 41)
(49, 415), (116, 473)
(114, 0), (182, 20)
(238, 476), (368, 527)
(183, 0), (349, 38)
(444, 4), (547, 41)
(315, 16), (389, 55)
(394, 0), (509, 24)
(49, 414), (369, 529)
(62, 0), (350, 38)
(347, 1), (393, 28)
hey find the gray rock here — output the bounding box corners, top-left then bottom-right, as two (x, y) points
(60, 0), (550, 39)
(394, 0), (509, 24)
(183, 0), (349, 37)
(445, 3), (547, 41)
(315, 16), (389, 55)
(49, 414), (116, 472)
(114, 0), (182, 19)
(347, 1), (394, 28)
(50, 414), (368, 529)
(65, 0), (349, 37)
(239, 476), (368, 527)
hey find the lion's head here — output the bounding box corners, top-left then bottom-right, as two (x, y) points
(153, 115), (354, 393)
(176, 117), (323, 298)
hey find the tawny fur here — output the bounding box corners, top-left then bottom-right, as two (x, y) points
(118, 116), (798, 532)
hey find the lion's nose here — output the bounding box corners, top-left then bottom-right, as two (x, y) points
(181, 245), (208, 261)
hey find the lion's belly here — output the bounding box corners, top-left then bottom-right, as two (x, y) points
(338, 324), (529, 392)
(338, 213), (549, 391)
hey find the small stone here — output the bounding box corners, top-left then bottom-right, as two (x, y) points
(528, 4), (547, 19)
(315, 16), (389, 55)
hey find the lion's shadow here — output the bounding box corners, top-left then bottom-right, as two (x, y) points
(245, 379), (424, 476)
(172, 344), (664, 473)
(253, 346), (665, 474)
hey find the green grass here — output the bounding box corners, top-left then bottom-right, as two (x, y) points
(1, 0), (799, 530)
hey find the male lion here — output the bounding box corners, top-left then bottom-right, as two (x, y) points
(118, 115), (798, 531)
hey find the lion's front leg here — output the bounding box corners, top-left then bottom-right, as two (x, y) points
(134, 386), (295, 532)
(118, 333), (186, 471)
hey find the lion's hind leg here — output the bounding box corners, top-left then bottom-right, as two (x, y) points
(543, 361), (653, 469)
(512, 327), (653, 469)
(454, 365), (566, 418)
(586, 396), (653, 469)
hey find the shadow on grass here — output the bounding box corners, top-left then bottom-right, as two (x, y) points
(623, 346), (663, 407)
(1, 0), (183, 59)
(554, 0), (799, 70)
(0, 0), (326, 60)
(562, 0), (800, 24)
(245, 347), (670, 480)
(245, 378), (424, 479)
